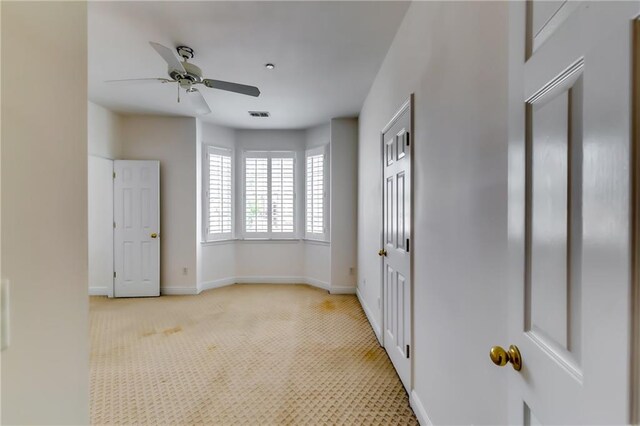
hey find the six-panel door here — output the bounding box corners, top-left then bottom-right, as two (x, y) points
(382, 101), (412, 393)
(113, 160), (160, 297)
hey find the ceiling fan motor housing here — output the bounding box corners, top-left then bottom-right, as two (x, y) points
(170, 61), (203, 83)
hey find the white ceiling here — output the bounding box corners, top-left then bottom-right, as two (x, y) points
(88, 1), (410, 130)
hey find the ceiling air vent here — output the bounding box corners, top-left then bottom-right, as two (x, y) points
(249, 111), (270, 118)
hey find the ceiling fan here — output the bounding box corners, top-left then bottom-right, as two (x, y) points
(106, 42), (261, 115)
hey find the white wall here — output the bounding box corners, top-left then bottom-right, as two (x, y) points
(330, 118), (358, 292)
(88, 101), (122, 159)
(121, 115), (198, 294)
(357, 2), (509, 424)
(1, 2), (90, 423)
(306, 123), (330, 149)
(199, 122), (237, 287)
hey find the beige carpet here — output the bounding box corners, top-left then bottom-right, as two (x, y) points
(90, 284), (417, 425)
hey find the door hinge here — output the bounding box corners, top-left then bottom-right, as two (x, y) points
(406, 132), (411, 146)
(113, 172), (116, 179)
(406, 344), (410, 358)
(113, 221), (116, 229)
(406, 238), (410, 252)
(113, 271), (116, 278)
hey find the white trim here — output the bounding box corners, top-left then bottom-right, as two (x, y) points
(330, 285), (356, 295)
(164, 278), (339, 296)
(89, 287), (111, 297)
(161, 286), (200, 296)
(303, 239), (331, 246)
(304, 277), (331, 291)
(410, 390), (433, 426)
(236, 238), (300, 244)
(198, 277), (236, 293)
(198, 277), (331, 293)
(235, 276), (306, 284)
(357, 288), (382, 345)
(382, 96), (412, 134)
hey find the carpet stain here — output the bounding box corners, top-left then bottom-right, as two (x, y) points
(363, 348), (378, 361)
(162, 326), (182, 336)
(141, 330), (156, 337)
(319, 300), (335, 312)
(207, 344), (217, 351)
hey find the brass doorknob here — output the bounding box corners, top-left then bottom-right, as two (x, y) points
(378, 249), (387, 257)
(490, 345), (522, 371)
(151, 233), (158, 239)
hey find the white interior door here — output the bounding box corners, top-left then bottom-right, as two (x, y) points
(88, 156), (114, 297)
(507, 2), (639, 423)
(114, 160), (160, 297)
(381, 98), (412, 393)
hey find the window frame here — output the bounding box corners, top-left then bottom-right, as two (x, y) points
(304, 145), (329, 241)
(202, 145), (234, 242)
(241, 150), (297, 239)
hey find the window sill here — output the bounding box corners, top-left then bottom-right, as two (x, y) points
(303, 239), (330, 246)
(236, 238), (301, 244)
(201, 238), (328, 246)
(201, 239), (236, 246)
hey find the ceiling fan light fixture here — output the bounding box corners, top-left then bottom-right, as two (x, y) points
(265, 63), (275, 70)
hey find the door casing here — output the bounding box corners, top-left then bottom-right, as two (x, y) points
(632, 16), (640, 426)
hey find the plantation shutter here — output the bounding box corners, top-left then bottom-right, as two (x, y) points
(244, 151), (296, 237)
(271, 157), (295, 233)
(305, 146), (328, 240)
(244, 156), (269, 233)
(205, 146), (233, 240)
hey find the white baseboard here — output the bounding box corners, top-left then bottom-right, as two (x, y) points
(410, 390), (433, 426)
(89, 287), (110, 297)
(197, 276), (332, 293)
(235, 276), (306, 284)
(356, 287), (382, 345)
(330, 285), (357, 295)
(161, 286), (199, 295)
(198, 277), (236, 293)
(305, 277), (331, 291)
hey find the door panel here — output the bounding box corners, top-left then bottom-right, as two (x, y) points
(114, 160), (160, 297)
(382, 98), (412, 393)
(526, 63), (584, 375)
(508, 2), (639, 423)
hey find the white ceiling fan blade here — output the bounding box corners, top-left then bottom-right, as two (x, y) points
(149, 42), (186, 75)
(202, 79), (261, 97)
(105, 78), (175, 86)
(186, 89), (211, 115)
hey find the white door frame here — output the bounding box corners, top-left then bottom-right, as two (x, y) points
(379, 94), (414, 388)
(632, 17), (640, 425)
